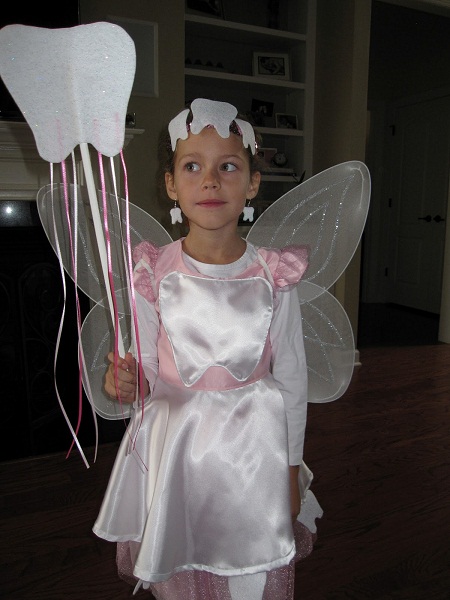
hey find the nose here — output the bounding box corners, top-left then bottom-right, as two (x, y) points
(201, 167), (220, 190)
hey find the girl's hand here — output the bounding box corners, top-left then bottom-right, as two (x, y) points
(289, 465), (301, 524)
(104, 351), (137, 404)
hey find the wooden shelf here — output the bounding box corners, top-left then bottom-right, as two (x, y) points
(262, 175), (300, 182)
(185, 14), (306, 48)
(256, 126), (304, 137)
(185, 68), (305, 90)
(185, 1), (316, 213)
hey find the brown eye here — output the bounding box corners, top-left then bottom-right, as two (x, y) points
(221, 163), (237, 172)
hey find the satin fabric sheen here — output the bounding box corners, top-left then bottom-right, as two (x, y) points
(93, 240), (317, 598)
(159, 273), (273, 387)
(94, 274), (295, 581)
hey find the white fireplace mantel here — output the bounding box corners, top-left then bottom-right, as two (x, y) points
(0, 120), (144, 201)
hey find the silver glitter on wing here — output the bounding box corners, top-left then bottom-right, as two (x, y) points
(37, 183), (172, 302)
(248, 162), (371, 402)
(80, 295), (134, 419)
(300, 285), (355, 403)
(247, 161), (370, 294)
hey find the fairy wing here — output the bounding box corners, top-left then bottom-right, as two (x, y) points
(36, 183), (173, 420)
(247, 161), (371, 403)
(79, 290), (135, 420)
(72, 161), (370, 416)
(38, 162), (368, 420)
(37, 183), (173, 303)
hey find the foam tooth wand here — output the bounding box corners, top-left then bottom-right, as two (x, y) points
(0, 21), (135, 353)
(0, 22), (136, 462)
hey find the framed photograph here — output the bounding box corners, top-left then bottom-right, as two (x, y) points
(251, 99), (274, 118)
(186, 0), (224, 18)
(275, 113), (298, 129)
(247, 99), (275, 126)
(256, 147), (277, 167)
(253, 52), (290, 80)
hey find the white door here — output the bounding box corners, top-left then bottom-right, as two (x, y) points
(387, 94), (450, 313)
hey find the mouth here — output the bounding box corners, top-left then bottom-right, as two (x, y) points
(197, 199), (225, 208)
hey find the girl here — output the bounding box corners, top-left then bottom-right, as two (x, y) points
(93, 98), (320, 599)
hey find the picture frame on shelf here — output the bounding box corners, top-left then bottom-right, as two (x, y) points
(248, 98), (275, 127)
(252, 52), (290, 80)
(275, 113), (298, 129)
(251, 99), (274, 117)
(186, 0), (224, 19)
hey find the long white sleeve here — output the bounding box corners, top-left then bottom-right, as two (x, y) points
(270, 289), (308, 466)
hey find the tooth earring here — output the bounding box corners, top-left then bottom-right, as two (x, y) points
(242, 200), (254, 223)
(170, 200), (182, 225)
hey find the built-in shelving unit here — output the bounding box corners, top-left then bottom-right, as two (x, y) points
(185, 0), (316, 214)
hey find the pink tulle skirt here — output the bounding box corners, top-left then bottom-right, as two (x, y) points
(116, 520), (316, 599)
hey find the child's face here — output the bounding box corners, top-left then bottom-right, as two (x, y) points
(165, 127), (260, 234)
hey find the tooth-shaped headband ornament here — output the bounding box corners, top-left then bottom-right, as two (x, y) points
(168, 98), (256, 154)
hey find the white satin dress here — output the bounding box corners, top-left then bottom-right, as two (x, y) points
(93, 240), (320, 599)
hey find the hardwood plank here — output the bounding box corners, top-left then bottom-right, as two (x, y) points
(295, 344), (450, 599)
(1, 344), (449, 599)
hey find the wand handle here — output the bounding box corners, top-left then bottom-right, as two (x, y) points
(79, 143), (125, 358)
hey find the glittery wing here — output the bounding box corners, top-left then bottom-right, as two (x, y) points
(80, 290), (134, 420)
(37, 181), (174, 422)
(36, 183), (172, 303)
(247, 161), (371, 402)
(37, 183), (173, 421)
(298, 283), (355, 403)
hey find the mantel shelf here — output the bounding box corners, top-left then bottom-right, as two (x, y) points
(0, 121), (145, 201)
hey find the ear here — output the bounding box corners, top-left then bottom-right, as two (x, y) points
(165, 172), (177, 200)
(247, 171), (261, 200)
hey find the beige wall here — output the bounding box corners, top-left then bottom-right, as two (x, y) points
(313, 0), (372, 338)
(80, 0), (185, 230)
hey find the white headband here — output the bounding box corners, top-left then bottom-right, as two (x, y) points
(168, 98), (256, 155)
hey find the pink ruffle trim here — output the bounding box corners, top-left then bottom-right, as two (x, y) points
(132, 242), (309, 303)
(272, 245), (309, 289)
(133, 241), (159, 303)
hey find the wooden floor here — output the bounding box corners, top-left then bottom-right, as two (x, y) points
(1, 342), (450, 599)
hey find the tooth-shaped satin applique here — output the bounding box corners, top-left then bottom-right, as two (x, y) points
(159, 273), (273, 386)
